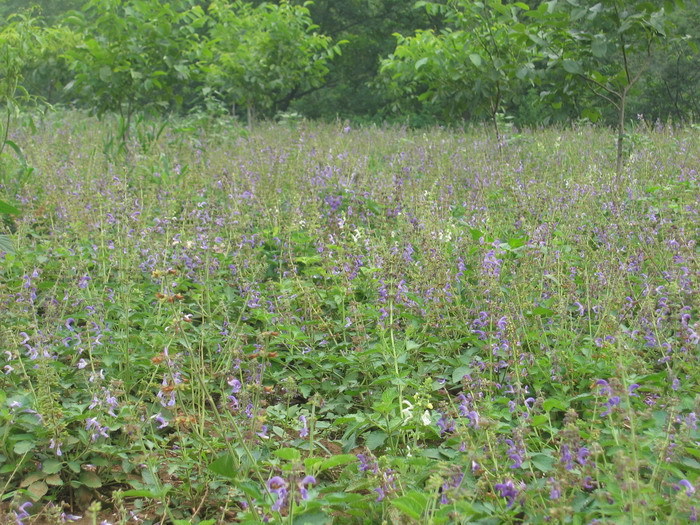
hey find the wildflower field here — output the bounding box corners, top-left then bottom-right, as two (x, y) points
(0, 114), (698, 524)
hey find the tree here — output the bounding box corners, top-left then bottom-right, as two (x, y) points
(0, 0), (84, 22)
(63, 0), (207, 145)
(292, 0), (432, 120)
(631, 0), (700, 123)
(380, 0), (537, 140)
(0, 14), (52, 254)
(534, 0), (682, 173)
(202, 0), (342, 121)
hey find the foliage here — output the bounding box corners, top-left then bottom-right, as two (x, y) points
(202, 0), (343, 120)
(0, 112), (698, 523)
(63, 0), (207, 142)
(631, 0), (700, 123)
(0, 0), (84, 22)
(0, 0), (697, 127)
(291, 0), (432, 121)
(0, 14), (49, 254)
(534, 0), (682, 172)
(380, 0), (537, 139)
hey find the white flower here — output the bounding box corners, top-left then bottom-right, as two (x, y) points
(401, 400), (414, 422)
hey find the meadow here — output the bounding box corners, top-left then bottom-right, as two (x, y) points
(0, 113), (698, 524)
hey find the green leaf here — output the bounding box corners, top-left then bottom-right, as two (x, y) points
(415, 57), (428, 70)
(27, 480), (49, 500)
(563, 59), (582, 75)
(21, 472), (44, 487)
(679, 457), (700, 472)
(364, 431), (387, 451)
(469, 53), (482, 67)
(293, 511), (331, 525)
(42, 459), (63, 474)
(530, 414), (549, 427)
(0, 200), (20, 215)
(452, 366), (471, 383)
(581, 108), (601, 122)
(120, 489), (163, 498)
(0, 234), (14, 254)
(390, 491), (428, 520)
(208, 453), (238, 479)
(79, 471), (102, 488)
(531, 452), (555, 472)
(507, 236), (528, 249)
(4, 140), (26, 162)
(318, 454), (357, 471)
(405, 340), (420, 351)
(274, 448), (301, 461)
(13, 441), (35, 455)
(99, 65), (111, 81)
(591, 37), (607, 58)
(45, 474), (63, 486)
(543, 398), (569, 412)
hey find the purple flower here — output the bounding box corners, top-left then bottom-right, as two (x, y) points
(298, 475), (316, 500)
(151, 413), (168, 429)
(374, 486), (386, 502)
(456, 393), (470, 416)
(601, 396), (620, 417)
(267, 476), (288, 511)
(357, 453), (378, 474)
(403, 243), (414, 263)
(581, 476), (595, 490)
(466, 410), (480, 428)
(548, 477), (561, 500)
(577, 446), (590, 466)
(494, 480), (520, 507)
(228, 394), (239, 410)
(85, 418), (109, 441)
(439, 469), (464, 504)
(561, 444), (574, 471)
(482, 250), (503, 277)
(496, 316), (508, 332)
(228, 377), (242, 393)
(677, 479), (696, 497)
(299, 415), (309, 438)
(49, 438), (63, 457)
(595, 379), (612, 396)
(14, 502), (32, 525)
(437, 413), (456, 435)
(505, 439), (524, 469)
(78, 274), (91, 289)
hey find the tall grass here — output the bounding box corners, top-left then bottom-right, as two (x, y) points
(0, 112), (698, 524)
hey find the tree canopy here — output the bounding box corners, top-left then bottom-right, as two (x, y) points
(0, 0), (697, 127)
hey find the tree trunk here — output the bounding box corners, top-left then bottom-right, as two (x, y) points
(615, 90), (626, 175)
(247, 105), (254, 130)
